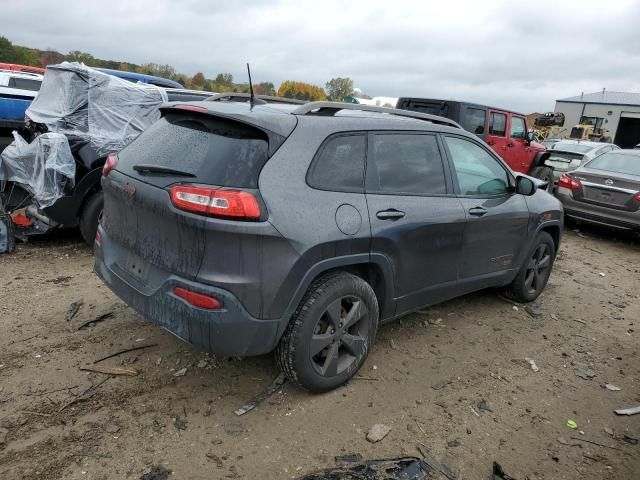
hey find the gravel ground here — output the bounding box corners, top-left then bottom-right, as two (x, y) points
(0, 225), (639, 480)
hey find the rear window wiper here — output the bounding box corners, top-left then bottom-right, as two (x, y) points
(132, 164), (196, 177)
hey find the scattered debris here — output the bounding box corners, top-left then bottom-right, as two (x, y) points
(80, 365), (138, 376)
(570, 436), (620, 450)
(622, 435), (638, 445)
(93, 344), (158, 364)
(493, 462), (516, 480)
(174, 416), (188, 431)
(575, 368), (596, 380)
(446, 438), (460, 448)
(335, 454), (363, 463)
(173, 367), (188, 377)
(224, 420), (245, 434)
(234, 373), (287, 416)
(65, 300), (83, 321)
(550, 313), (559, 321)
(104, 423), (120, 434)
(512, 306), (519, 311)
(77, 312), (114, 330)
(366, 424), (392, 443)
(140, 465), (172, 480)
(431, 379), (450, 390)
(599, 272), (606, 277)
(567, 419), (578, 429)
(524, 305), (543, 318)
(470, 406), (480, 417)
(572, 318), (587, 325)
(415, 445), (459, 480)
(299, 457), (430, 480)
(196, 359), (208, 368)
(615, 406), (640, 416)
(478, 399), (494, 413)
(525, 358), (539, 372)
(604, 427), (614, 436)
(58, 377), (110, 413)
(604, 384), (621, 391)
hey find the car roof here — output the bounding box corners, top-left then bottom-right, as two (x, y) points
(162, 100), (467, 139)
(96, 68), (183, 88)
(552, 140), (605, 146)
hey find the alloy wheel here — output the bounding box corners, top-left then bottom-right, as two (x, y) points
(309, 296), (370, 377)
(524, 243), (551, 295)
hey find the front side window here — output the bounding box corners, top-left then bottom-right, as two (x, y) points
(8, 77), (42, 91)
(462, 108), (486, 135)
(489, 112), (507, 136)
(307, 135), (366, 192)
(444, 136), (510, 196)
(510, 117), (526, 139)
(369, 134), (446, 195)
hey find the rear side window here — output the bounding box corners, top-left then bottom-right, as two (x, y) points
(489, 112), (507, 136)
(307, 135), (366, 192)
(117, 113), (270, 188)
(8, 77), (41, 91)
(369, 134), (446, 195)
(462, 108), (486, 135)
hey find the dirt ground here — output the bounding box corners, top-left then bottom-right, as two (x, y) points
(1, 225), (639, 480)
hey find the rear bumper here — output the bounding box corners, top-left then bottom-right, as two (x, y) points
(94, 227), (282, 357)
(557, 189), (640, 231)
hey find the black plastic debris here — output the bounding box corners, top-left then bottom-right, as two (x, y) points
(299, 457), (430, 480)
(493, 462), (516, 480)
(140, 465), (171, 480)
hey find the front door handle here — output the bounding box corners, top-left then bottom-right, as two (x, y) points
(468, 207), (488, 217)
(376, 209), (405, 220)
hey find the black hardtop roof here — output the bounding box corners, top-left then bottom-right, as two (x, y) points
(397, 97), (526, 117)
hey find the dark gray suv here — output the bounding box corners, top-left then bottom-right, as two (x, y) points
(95, 100), (563, 392)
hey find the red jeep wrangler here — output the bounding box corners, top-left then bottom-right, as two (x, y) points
(396, 98), (552, 186)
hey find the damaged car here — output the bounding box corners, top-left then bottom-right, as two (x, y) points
(0, 62), (215, 245)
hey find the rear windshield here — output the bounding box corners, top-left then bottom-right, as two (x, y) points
(586, 152), (640, 176)
(117, 113), (270, 188)
(550, 142), (594, 154)
(402, 101), (449, 116)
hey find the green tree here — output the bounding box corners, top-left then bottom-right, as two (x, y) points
(215, 73), (233, 86)
(254, 82), (276, 96)
(277, 81), (326, 101)
(66, 50), (96, 65)
(325, 77), (354, 101)
(191, 72), (206, 89)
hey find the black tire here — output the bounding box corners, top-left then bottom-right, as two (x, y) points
(529, 166), (554, 191)
(503, 231), (555, 303)
(276, 272), (379, 393)
(79, 191), (103, 246)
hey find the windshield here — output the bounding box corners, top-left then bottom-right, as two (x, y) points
(550, 142), (596, 154)
(586, 151), (640, 176)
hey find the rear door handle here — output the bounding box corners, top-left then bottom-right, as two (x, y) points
(376, 209), (405, 220)
(468, 207), (488, 217)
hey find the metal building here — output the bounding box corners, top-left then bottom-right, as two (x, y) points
(554, 91), (640, 148)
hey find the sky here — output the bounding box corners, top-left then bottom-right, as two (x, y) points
(4, 0), (640, 113)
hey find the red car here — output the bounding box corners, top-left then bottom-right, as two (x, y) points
(397, 98), (552, 186)
(0, 63), (46, 75)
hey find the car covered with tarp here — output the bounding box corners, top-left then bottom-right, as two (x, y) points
(0, 62), (168, 244)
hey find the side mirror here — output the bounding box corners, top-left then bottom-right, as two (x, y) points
(516, 176), (537, 196)
(525, 131), (536, 143)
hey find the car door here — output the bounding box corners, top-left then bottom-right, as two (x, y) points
(366, 132), (466, 315)
(442, 135), (530, 285)
(506, 115), (530, 172)
(485, 110), (510, 164)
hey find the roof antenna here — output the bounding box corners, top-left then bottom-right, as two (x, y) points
(247, 63), (255, 107)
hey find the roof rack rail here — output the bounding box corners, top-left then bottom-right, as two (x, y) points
(205, 93), (305, 105)
(291, 101), (462, 128)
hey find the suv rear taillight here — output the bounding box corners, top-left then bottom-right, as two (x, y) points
(103, 153), (118, 177)
(558, 174), (581, 190)
(173, 287), (221, 310)
(634, 192), (640, 202)
(169, 185), (261, 220)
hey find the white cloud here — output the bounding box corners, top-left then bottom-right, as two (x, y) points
(3, 0), (640, 112)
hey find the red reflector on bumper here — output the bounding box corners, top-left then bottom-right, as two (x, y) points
(173, 287), (222, 310)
